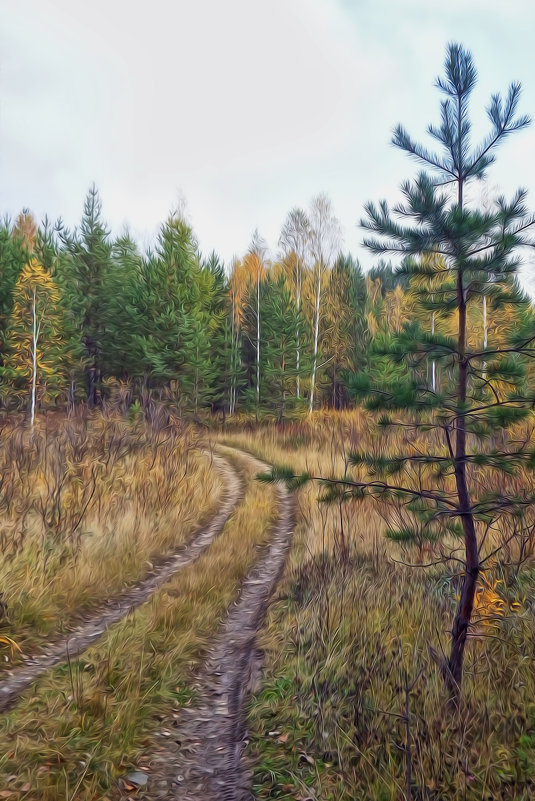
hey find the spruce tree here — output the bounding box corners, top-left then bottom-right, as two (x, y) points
(103, 232), (145, 383)
(261, 273), (308, 421)
(0, 218), (29, 362)
(135, 214), (203, 406)
(59, 186), (113, 406)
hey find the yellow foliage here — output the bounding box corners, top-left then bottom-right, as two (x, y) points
(5, 258), (67, 407)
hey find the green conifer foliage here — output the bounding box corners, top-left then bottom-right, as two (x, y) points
(356, 43), (535, 693)
(261, 274), (309, 421)
(0, 218), (31, 361)
(59, 186), (114, 406)
(265, 43), (535, 696)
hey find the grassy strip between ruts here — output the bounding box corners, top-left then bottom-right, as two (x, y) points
(0, 447), (277, 800)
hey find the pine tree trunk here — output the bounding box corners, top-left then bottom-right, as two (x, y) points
(431, 307), (436, 392)
(482, 294), (488, 380)
(448, 176), (479, 695)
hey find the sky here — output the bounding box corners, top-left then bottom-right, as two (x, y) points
(2, 0), (535, 283)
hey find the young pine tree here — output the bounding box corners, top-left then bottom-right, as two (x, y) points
(358, 43), (535, 693)
(266, 43), (535, 696)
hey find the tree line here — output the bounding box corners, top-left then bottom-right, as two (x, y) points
(0, 189), (438, 421)
(0, 171), (532, 428)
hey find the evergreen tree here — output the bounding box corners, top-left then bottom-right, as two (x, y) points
(358, 43), (535, 693)
(261, 274), (308, 420)
(180, 251), (226, 414)
(267, 44), (535, 696)
(135, 214), (203, 407)
(59, 186), (113, 406)
(220, 258), (247, 416)
(102, 232), (145, 382)
(0, 217), (29, 362)
(368, 259), (410, 293)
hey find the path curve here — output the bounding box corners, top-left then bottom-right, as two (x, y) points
(0, 450), (242, 713)
(142, 447), (295, 801)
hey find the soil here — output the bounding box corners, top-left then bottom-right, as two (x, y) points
(136, 448), (294, 801)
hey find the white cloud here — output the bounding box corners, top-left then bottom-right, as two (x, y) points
(1, 0), (535, 275)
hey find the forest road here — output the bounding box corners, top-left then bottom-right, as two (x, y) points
(138, 445), (295, 801)
(0, 448), (243, 713)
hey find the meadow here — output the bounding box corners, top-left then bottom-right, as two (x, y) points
(220, 411), (535, 801)
(0, 408), (222, 659)
(0, 408), (532, 799)
(0, 413), (280, 799)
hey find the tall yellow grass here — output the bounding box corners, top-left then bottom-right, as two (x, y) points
(220, 413), (535, 801)
(0, 412), (221, 655)
(0, 446), (278, 799)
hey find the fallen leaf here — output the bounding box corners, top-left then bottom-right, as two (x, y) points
(126, 772), (148, 788)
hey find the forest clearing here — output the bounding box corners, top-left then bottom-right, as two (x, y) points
(3, 4), (535, 798)
(0, 411), (534, 799)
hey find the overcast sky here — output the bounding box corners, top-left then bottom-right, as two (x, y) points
(2, 0), (535, 280)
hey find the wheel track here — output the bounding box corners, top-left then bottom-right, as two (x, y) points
(141, 447), (295, 801)
(0, 449), (242, 713)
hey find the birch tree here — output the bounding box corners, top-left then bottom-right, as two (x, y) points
(244, 231), (267, 421)
(308, 194), (341, 414)
(3, 259), (67, 426)
(279, 208), (310, 399)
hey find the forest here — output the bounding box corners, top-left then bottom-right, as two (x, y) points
(1, 40), (535, 801)
(0, 188), (441, 422)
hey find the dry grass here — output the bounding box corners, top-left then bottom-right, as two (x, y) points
(0, 411), (222, 657)
(219, 413), (535, 801)
(0, 446), (278, 800)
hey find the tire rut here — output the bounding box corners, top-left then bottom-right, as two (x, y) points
(140, 447), (295, 801)
(0, 450), (242, 713)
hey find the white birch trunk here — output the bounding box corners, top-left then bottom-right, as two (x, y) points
(309, 263), (322, 414)
(296, 254), (301, 399)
